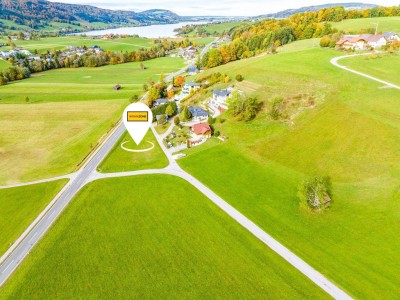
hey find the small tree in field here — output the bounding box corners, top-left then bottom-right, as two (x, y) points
(165, 104), (175, 117)
(298, 176), (332, 211)
(25, 96), (30, 103)
(235, 74), (244, 82)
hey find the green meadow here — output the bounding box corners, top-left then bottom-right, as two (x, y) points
(98, 130), (169, 173)
(177, 45), (400, 298)
(0, 180), (67, 257)
(330, 16), (400, 33)
(340, 53), (400, 86)
(0, 57), (185, 184)
(0, 175), (327, 299)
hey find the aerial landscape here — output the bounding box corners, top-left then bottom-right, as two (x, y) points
(0, 0), (400, 298)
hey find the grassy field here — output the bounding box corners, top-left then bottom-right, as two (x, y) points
(0, 36), (155, 53)
(0, 57), (185, 184)
(340, 52), (400, 86)
(0, 180), (67, 257)
(0, 59), (10, 69)
(98, 130), (168, 173)
(330, 16), (400, 33)
(154, 122), (171, 134)
(0, 175), (327, 299)
(177, 43), (400, 298)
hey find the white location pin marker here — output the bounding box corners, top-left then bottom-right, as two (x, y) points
(122, 102), (153, 145)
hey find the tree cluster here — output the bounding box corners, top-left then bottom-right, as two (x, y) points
(151, 102), (178, 121)
(227, 90), (261, 121)
(298, 176), (332, 210)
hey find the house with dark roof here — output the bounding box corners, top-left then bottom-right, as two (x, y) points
(383, 32), (400, 43)
(188, 65), (199, 75)
(212, 88), (232, 107)
(153, 98), (169, 107)
(188, 106), (209, 121)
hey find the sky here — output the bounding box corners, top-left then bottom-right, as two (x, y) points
(48, 0), (400, 16)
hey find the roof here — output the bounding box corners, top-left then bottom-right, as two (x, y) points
(154, 98), (169, 105)
(188, 65), (199, 72)
(185, 81), (201, 87)
(364, 34), (384, 42)
(213, 89), (231, 97)
(192, 123), (211, 135)
(188, 106), (209, 118)
(383, 32), (398, 38)
(336, 36), (366, 45)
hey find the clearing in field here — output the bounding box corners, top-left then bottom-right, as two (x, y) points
(0, 180), (67, 257)
(98, 130), (168, 173)
(0, 57), (185, 184)
(178, 44), (400, 298)
(0, 175), (327, 299)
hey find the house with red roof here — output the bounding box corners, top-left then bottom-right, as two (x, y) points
(336, 34), (387, 50)
(191, 123), (212, 139)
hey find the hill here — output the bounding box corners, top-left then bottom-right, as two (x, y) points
(0, 0), (183, 30)
(255, 2), (378, 19)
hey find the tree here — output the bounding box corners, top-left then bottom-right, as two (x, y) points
(320, 35), (331, 48)
(25, 96), (29, 103)
(180, 106), (192, 122)
(167, 89), (175, 99)
(165, 104), (175, 116)
(228, 90), (260, 121)
(140, 62), (145, 70)
(129, 95), (139, 103)
(235, 74), (244, 82)
(142, 83), (149, 92)
(18, 31), (25, 40)
(174, 116), (180, 126)
(207, 116), (215, 124)
(298, 176), (332, 210)
(158, 114), (167, 125)
(174, 75), (185, 87)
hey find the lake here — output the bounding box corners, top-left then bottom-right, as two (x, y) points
(75, 22), (207, 38)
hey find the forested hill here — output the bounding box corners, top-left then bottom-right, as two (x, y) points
(255, 2), (378, 19)
(0, 0), (183, 28)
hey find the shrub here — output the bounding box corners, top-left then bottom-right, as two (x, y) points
(235, 74), (244, 82)
(298, 176), (332, 210)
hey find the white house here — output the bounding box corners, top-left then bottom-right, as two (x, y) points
(383, 32), (400, 43)
(362, 34), (387, 48)
(175, 81), (201, 101)
(211, 88), (233, 107)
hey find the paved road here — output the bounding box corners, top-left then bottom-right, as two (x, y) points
(331, 53), (400, 90)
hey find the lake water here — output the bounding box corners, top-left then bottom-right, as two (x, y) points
(75, 22), (208, 38)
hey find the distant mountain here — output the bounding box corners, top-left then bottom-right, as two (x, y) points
(0, 0), (184, 30)
(254, 3), (378, 19)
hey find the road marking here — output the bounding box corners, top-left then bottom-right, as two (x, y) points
(28, 233), (38, 243)
(2, 260), (14, 273)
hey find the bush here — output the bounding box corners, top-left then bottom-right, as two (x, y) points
(298, 176), (332, 210)
(214, 131), (220, 137)
(174, 116), (180, 125)
(207, 116), (215, 125)
(235, 74), (244, 82)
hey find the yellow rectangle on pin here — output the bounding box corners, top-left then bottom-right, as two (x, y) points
(127, 111), (148, 122)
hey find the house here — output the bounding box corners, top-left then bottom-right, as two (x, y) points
(336, 37), (367, 50)
(187, 65), (199, 75)
(113, 84), (121, 90)
(361, 34), (387, 49)
(156, 114), (168, 125)
(383, 32), (400, 43)
(175, 81), (201, 101)
(153, 98), (169, 107)
(192, 123), (212, 139)
(212, 89), (232, 107)
(188, 106), (209, 121)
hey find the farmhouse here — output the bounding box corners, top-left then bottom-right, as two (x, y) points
(188, 106), (209, 121)
(191, 123), (212, 139)
(176, 81), (201, 101)
(336, 34), (387, 50)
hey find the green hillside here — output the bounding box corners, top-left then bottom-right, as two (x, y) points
(178, 43), (400, 298)
(330, 16), (400, 33)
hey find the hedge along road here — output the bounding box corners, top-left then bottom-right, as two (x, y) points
(0, 63), (352, 300)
